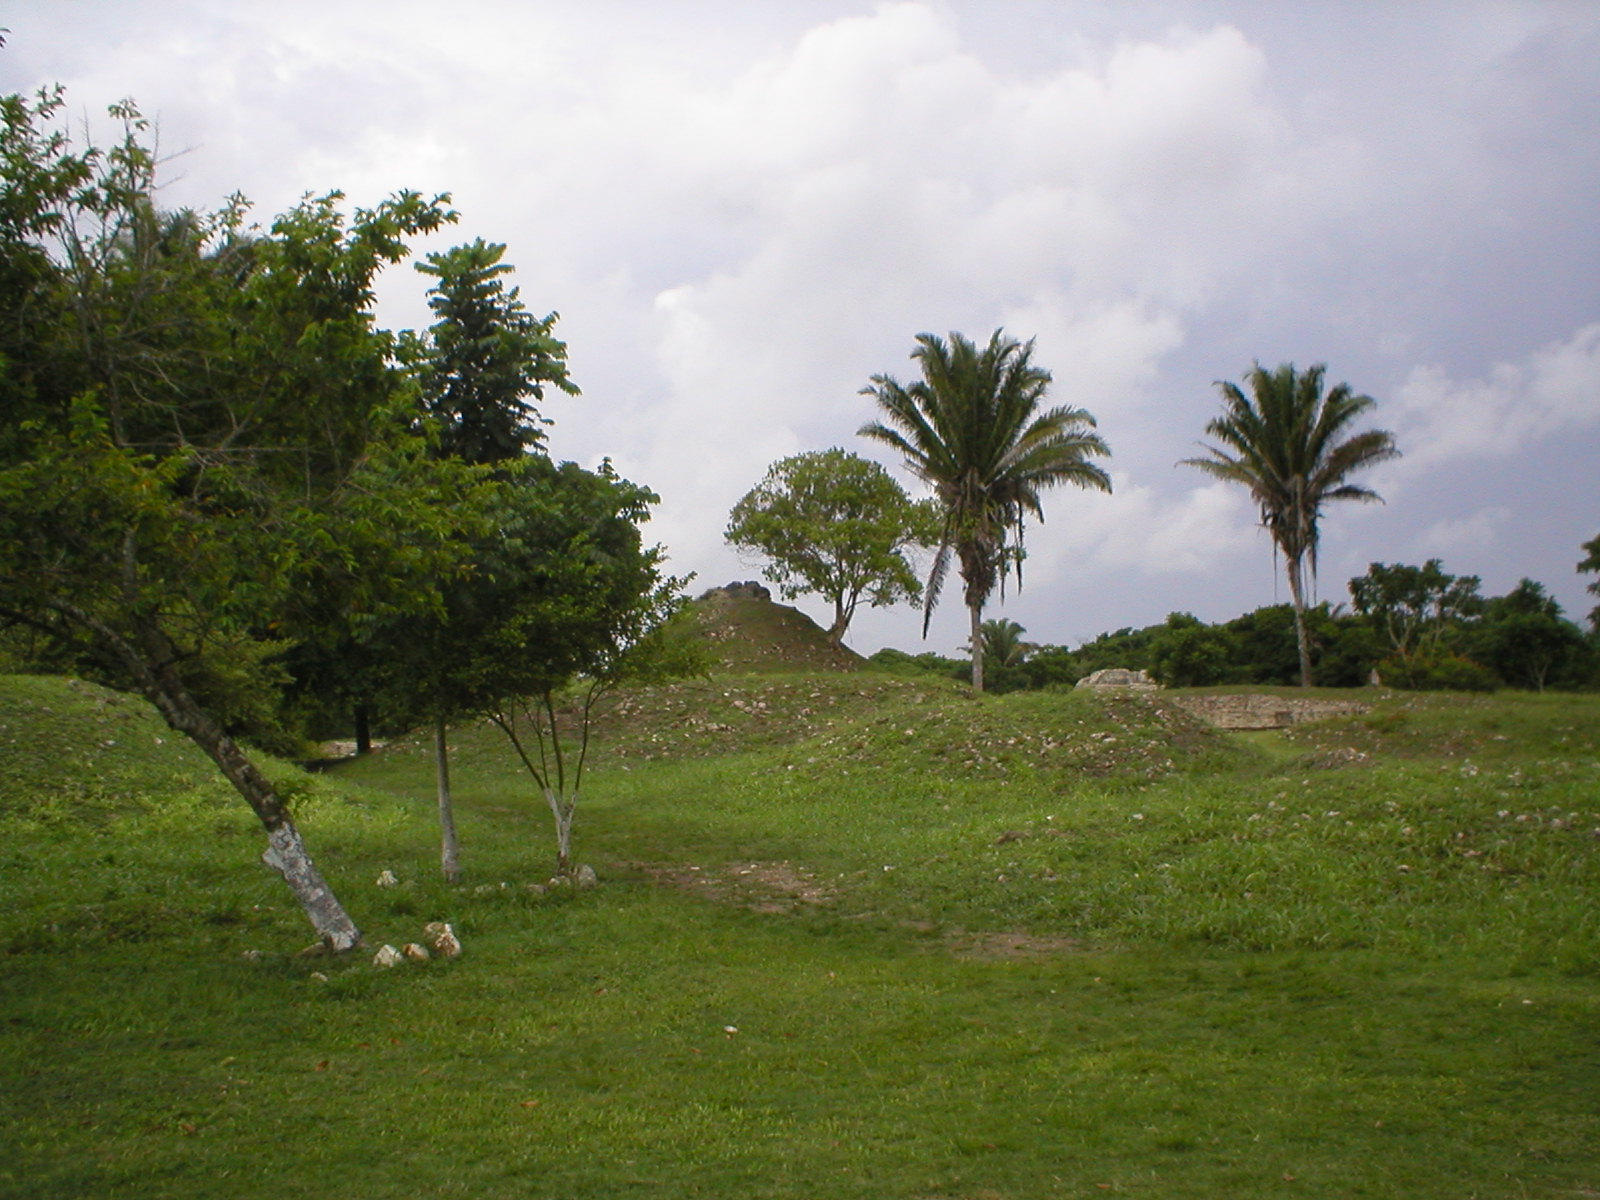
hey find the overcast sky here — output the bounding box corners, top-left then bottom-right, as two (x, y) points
(6, 1), (1598, 654)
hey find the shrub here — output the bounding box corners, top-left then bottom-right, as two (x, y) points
(1378, 652), (1499, 692)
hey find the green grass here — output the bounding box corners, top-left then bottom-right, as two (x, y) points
(2, 672), (1598, 1198)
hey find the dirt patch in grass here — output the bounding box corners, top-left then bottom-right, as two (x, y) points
(625, 858), (837, 913)
(941, 929), (1086, 958)
(627, 859), (1087, 959)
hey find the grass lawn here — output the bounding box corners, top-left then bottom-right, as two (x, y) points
(2, 672), (1597, 1198)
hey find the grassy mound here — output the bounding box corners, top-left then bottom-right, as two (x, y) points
(0, 674), (227, 818)
(690, 589), (865, 673)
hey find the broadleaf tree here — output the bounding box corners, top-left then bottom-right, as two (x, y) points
(403, 237), (579, 465)
(381, 456), (700, 877)
(1580, 534), (1600, 632)
(1348, 559), (1484, 662)
(725, 448), (936, 646)
(0, 86), (480, 950)
(390, 238), (581, 880)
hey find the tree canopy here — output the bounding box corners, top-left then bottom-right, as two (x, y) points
(725, 448), (936, 646)
(1349, 559), (1484, 661)
(1580, 534), (1600, 632)
(402, 237), (579, 464)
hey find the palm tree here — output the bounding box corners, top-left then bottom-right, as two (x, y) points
(1182, 362), (1399, 687)
(860, 329), (1111, 691)
(980, 617), (1036, 689)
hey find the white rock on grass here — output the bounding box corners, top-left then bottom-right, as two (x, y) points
(373, 944), (404, 968)
(423, 921), (462, 958)
(575, 864), (599, 889)
(402, 942), (431, 962)
(376, 869), (400, 887)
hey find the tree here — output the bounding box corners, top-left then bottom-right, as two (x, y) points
(465, 458), (697, 875)
(389, 239), (580, 880)
(1471, 579), (1591, 691)
(978, 618), (1036, 693)
(725, 449), (936, 646)
(859, 330), (1112, 691)
(1348, 560), (1484, 661)
(0, 88), (472, 950)
(403, 238), (579, 464)
(1183, 362), (1399, 687)
(1148, 612), (1238, 687)
(1580, 534), (1600, 632)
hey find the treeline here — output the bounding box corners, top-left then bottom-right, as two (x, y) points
(872, 559), (1600, 693)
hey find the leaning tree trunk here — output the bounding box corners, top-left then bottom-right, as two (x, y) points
(434, 715), (461, 883)
(969, 600), (985, 693)
(1284, 554), (1314, 688)
(71, 605), (363, 950)
(156, 682), (361, 949)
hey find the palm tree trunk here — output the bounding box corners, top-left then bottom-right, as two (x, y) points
(969, 600), (985, 692)
(1285, 554), (1314, 687)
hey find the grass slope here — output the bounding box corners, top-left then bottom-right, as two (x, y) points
(691, 591), (865, 673)
(2, 672), (1598, 1199)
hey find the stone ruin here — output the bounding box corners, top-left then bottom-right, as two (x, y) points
(701, 580), (772, 601)
(1074, 667), (1159, 691)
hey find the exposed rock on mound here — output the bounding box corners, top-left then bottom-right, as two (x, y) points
(691, 585), (864, 674)
(702, 580), (771, 601)
(1172, 694), (1369, 730)
(1075, 668), (1158, 691)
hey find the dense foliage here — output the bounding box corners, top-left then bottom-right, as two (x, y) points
(0, 85), (683, 933)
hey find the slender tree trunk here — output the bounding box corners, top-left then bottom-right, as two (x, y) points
(1285, 555), (1314, 687)
(546, 787), (575, 874)
(434, 714), (460, 883)
(353, 702), (372, 757)
(827, 592), (860, 649)
(969, 600), (985, 692)
(828, 610), (848, 648)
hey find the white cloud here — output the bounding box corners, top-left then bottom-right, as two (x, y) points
(1025, 476), (1259, 577)
(1414, 507), (1513, 558)
(1391, 323), (1600, 471)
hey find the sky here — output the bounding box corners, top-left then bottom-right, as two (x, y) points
(5, 0), (1598, 655)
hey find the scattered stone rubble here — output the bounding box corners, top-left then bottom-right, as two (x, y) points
(370, 921), (462, 968)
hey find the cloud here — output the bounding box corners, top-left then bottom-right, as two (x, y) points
(549, 8), (1330, 587)
(1391, 322), (1600, 472)
(14, 0), (1598, 645)
(1024, 476), (1259, 578)
(1413, 507), (1513, 558)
